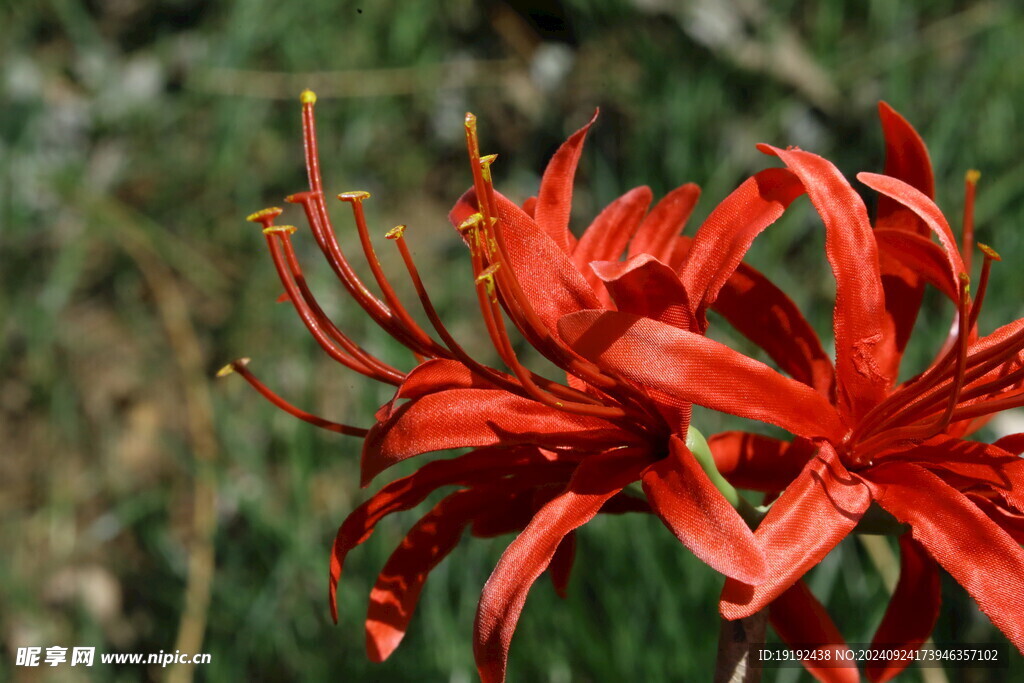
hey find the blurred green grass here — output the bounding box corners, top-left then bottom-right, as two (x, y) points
(4, 0), (1024, 680)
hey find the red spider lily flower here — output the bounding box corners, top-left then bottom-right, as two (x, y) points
(559, 103), (1024, 681)
(225, 90), (785, 682)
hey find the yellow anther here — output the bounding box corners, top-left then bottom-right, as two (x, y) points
(337, 191), (372, 202)
(465, 112), (477, 128)
(978, 242), (1002, 261)
(476, 263), (501, 299)
(480, 154), (498, 165)
(216, 357), (250, 378)
(262, 225), (298, 235)
(300, 89), (317, 105)
(458, 212), (484, 233)
(246, 207), (283, 223)
(476, 263), (500, 283)
(966, 169), (981, 185)
(385, 224), (407, 240)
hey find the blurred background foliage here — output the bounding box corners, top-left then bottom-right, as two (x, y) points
(4, 0), (1024, 680)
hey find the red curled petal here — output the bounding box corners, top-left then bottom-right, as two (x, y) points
(591, 254), (695, 331)
(453, 187), (602, 335)
(874, 103), (937, 383)
(559, 310), (846, 442)
(877, 101), (935, 225)
(720, 443), (871, 619)
(573, 186), (653, 303)
(869, 461), (1024, 652)
(366, 487), (496, 662)
(361, 387), (637, 485)
(759, 145), (891, 422)
(628, 183), (701, 262)
(680, 167), (805, 328)
(642, 436), (766, 583)
(994, 433), (1024, 456)
(865, 534), (941, 683)
(858, 172), (966, 284)
(534, 111), (598, 253)
(330, 447), (571, 623)
(874, 229), (959, 303)
(473, 448), (649, 683)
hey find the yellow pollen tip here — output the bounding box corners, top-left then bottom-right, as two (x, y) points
(246, 207), (283, 223)
(966, 169), (981, 184)
(978, 242), (1002, 261)
(262, 225), (298, 235)
(475, 263), (501, 284)
(337, 191), (372, 202)
(216, 357), (250, 378)
(300, 89), (317, 105)
(480, 154), (498, 165)
(458, 212), (483, 232)
(385, 224), (406, 240)
(465, 112), (477, 126)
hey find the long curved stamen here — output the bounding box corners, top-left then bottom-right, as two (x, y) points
(388, 225), (524, 390)
(859, 175), (985, 442)
(962, 169), (980, 274)
(297, 92), (437, 357)
(462, 117), (663, 424)
(248, 209), (398, 381)
(218, 358), (369, 437)
(273, 225), (406, 382)
(286, 191), (386, 315)
(388, 225), (610, 410)
(264, 226), (404, 384)
(935, 275), (973, 428)
(472, 263), (638, 421)
(338, 191), (448, 357)
(947, 386), (1024, 423)
(968, 243), (1000, 333)
(854, 276), (972, 459)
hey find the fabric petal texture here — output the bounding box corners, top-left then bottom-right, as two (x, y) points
(474, 449), (650, 683)
(641, 436), (766, 583)
(559, 310), (846, 441)
(721, 443), (872, 620)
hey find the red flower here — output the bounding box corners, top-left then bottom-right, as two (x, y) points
(560, 103), (1024, 681)
(223, 91), (811, 681)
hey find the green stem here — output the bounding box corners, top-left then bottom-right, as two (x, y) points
(686, 426), (759, 524)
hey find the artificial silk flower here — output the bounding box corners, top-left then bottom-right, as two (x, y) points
(224, 90), (781, 683)
(559, 103), (1024, 682)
